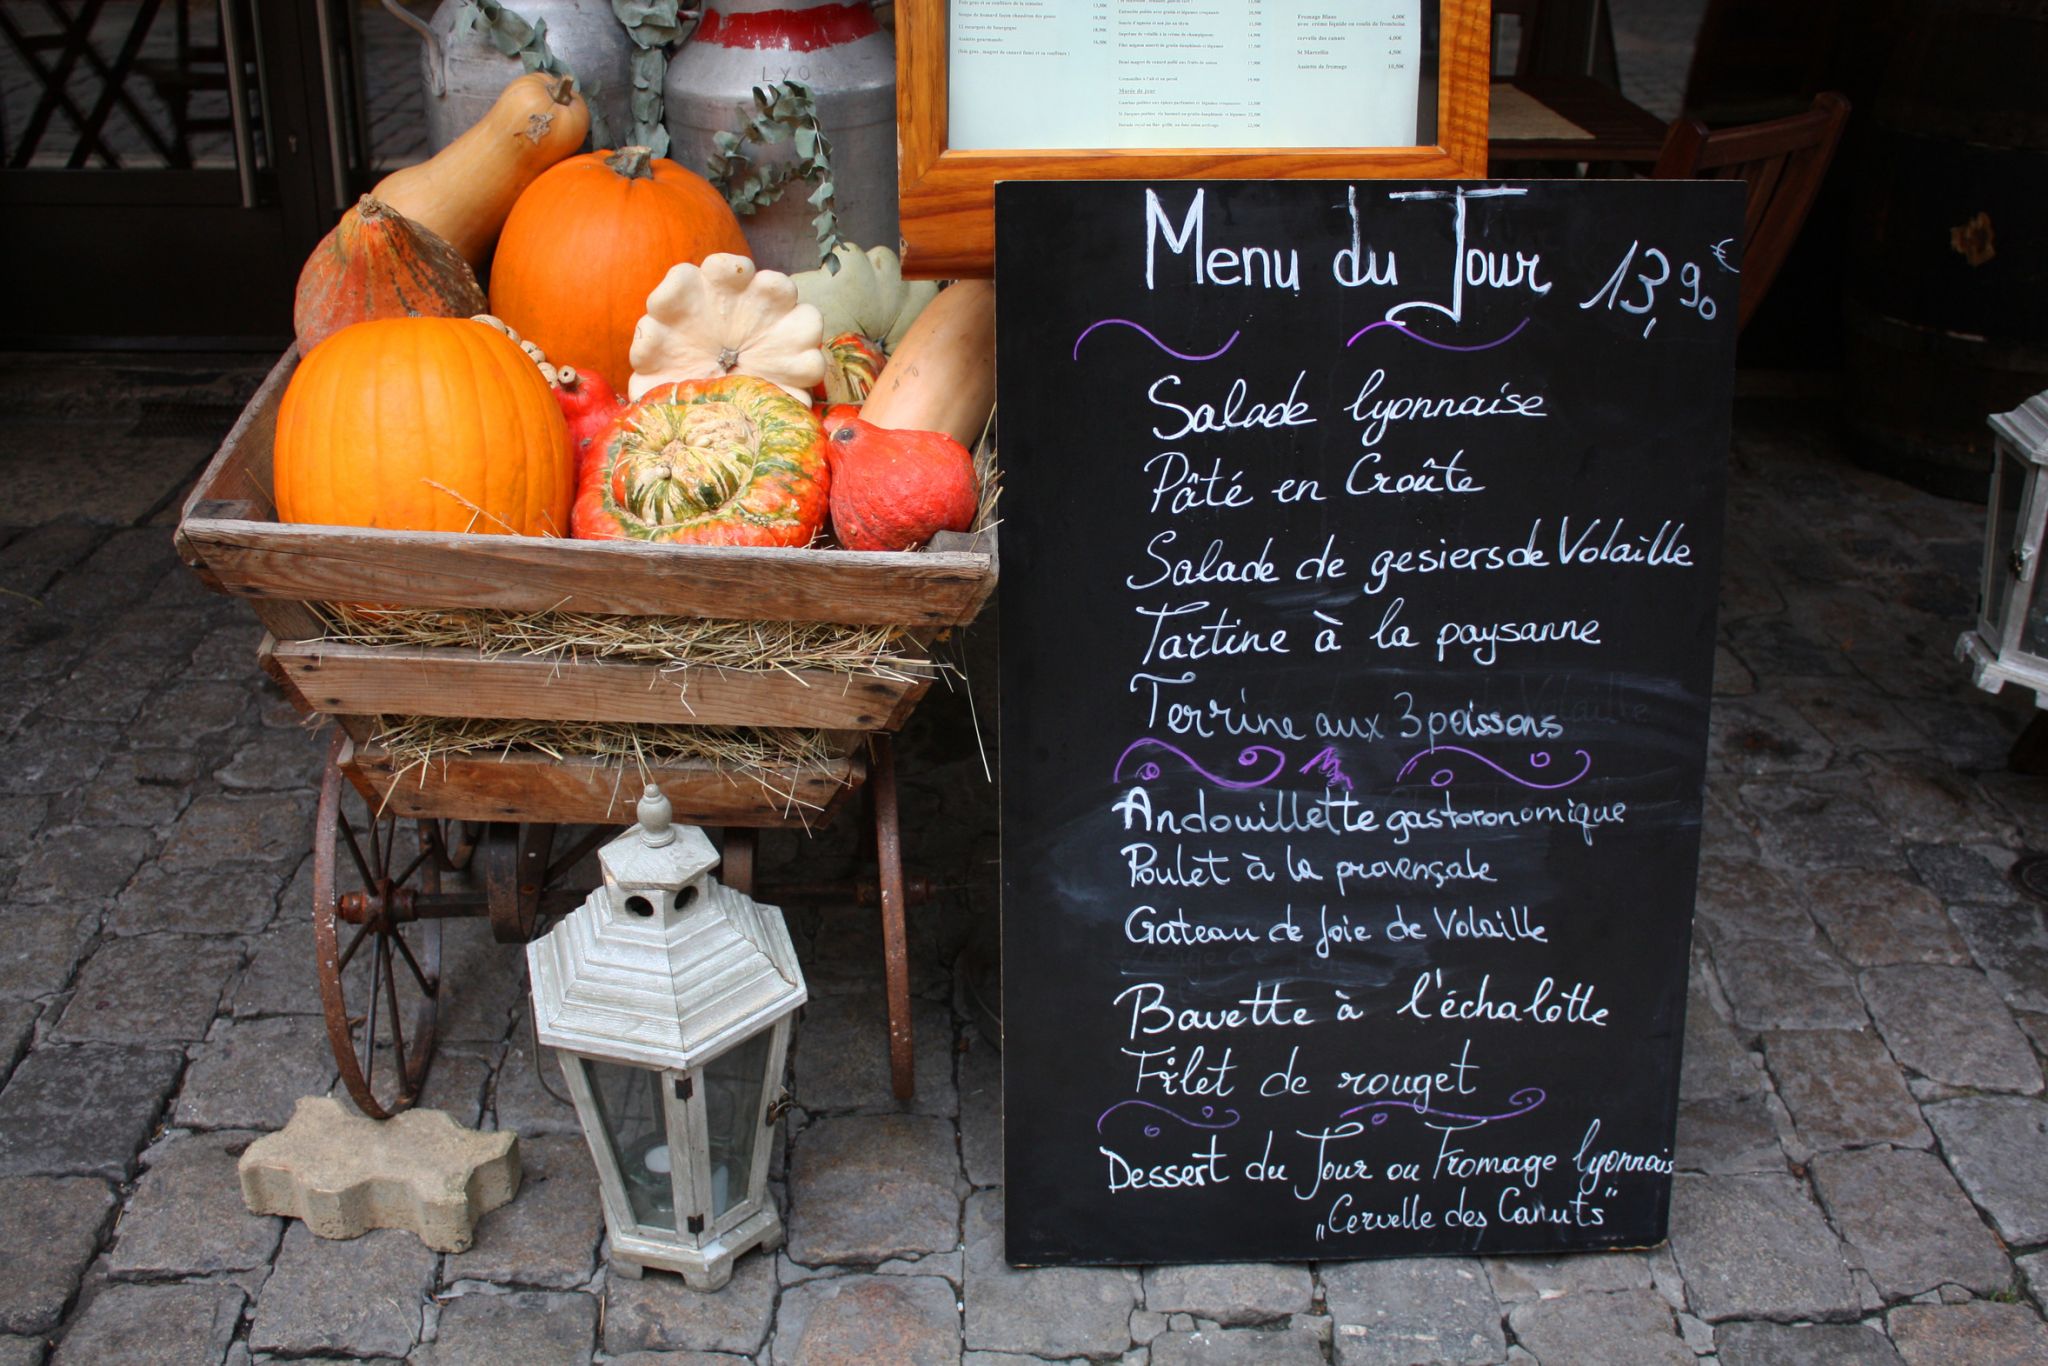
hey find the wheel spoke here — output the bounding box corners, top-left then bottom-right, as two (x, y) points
(390, 927), (435, 997)
(392, 841), (435, 891)
(337, 812), (376, 891)
(337, 919), (372, 971)
(383, 935), (408, 1083)
(362, 934), (384, 1087)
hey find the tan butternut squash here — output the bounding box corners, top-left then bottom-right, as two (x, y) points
(371, 73), (589, 270)
(856, 279), (995, 447)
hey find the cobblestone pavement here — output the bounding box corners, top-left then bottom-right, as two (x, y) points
(4, 349), (2048, 1365)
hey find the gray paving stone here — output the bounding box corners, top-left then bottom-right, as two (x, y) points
(248, 1223), (437, 1359)
(216, 726), (321, 792)
(38, 656), (154, 727)
(1666, 1172), (1859, 1323)
(0, 909), (96, 1003)
(962, 1190), (1136, 1359)
(1887, 1301), (2048, 1365)
(1805, 870), (1970, 967)
(770, 1273), (959, 1366)
(124, 680), (249, 749)
(0, 1176), (114, 1334)
(1859, 758), (2015, 846)
(1947, 902), (2048, 1014)
(0, 1044), (183, 1178)
(1904, 843), (2020, 907)
(1693, 858), (1815, 946)
(1809, 1147), (2012, 1300)
(435, 919), (526, 1045)
(1675, 1094), (1786, 1174)
(1714, 643), (1756, 697)
(12, 826), (153, 904)
(414, 1046), (492, 1130)
(1713, 697), (1836, 776)
(1507, 1288), (1692, 1365)
(445, 1136), (600, 1290)
(489, 1023), (581, 1137)
(0, 797), (46, 849)
(958, 1036), (1001, 1188)
(1148, 1319), (1328, 1366)
(413, 1290), (597, 1366)
(226, 914), (319, 1019)
(785, 1114), (962, 1266)
(0, 1000), (38, 1086)
(602, 1249), (776, 1356)
(1923, 1097), (2048, 1247)
(52, 935), (239, 1044)
(1322, 1258), (1505, 1366)
(1742, 781), (1904, 872)
(1482, 1250), (1654, 1303)
(109, 1129), (281, 1276)
(157, 793), (308, 868)
(0, 1336), (42, 1366)
(1714, 1319), (1905, 1365)
(1680, 985), (1765, 1101)
(175, 1014), (336, 1130)
(1861, 965), (2042, 1094)
(107, 860), (288, 937)
(1781, 680), (1922, 756)
(1763, 1029), (1929, 1152)
(2019, 1251), (2048, 1312)
(50, 1281), (242, 1366)
(62, 752), (193, 830)
(1714, 939), (1867, 1031)
(0, 722), (118, 797)
(792, 991), (957, 1118)
(1142, 1263), (1311, 1325)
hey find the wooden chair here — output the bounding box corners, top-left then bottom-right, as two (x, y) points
(1651, 91), (1850, 333)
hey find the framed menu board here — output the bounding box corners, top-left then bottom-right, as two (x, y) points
(897, 0), (1491, 277)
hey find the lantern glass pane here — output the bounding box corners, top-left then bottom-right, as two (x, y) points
(587, 1058), (676, 1230)
(1991, 450), (2027, 634)
(704, 1029), (774, 1218)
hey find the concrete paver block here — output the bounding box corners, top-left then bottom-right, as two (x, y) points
(239, 1096), (520, 1253)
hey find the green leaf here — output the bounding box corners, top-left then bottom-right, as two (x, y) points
(807, 180), (834, 207)
(713, 130), (741, 154)
(793, 125), (817, 160)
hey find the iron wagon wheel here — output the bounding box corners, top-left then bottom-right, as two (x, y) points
(312, 734), (466, 1121)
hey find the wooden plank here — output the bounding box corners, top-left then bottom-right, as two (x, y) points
(179, 517), (997, 625)
(178, 349), (290, 527)
(344, 741), (864, 828)
(267, 639), (936, 731)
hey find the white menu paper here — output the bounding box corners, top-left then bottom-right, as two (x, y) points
(949, 0), (1424, 150)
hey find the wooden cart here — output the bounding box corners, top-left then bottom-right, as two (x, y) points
(176, 354), (997, 1118)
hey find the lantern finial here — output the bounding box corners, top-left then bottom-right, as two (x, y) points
(637, 784), (676, 847)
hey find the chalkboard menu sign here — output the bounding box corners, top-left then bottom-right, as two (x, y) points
(995, 179), (1742, 1265)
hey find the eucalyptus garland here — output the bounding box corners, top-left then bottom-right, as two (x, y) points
(610, 0), (695, 157)
(457, 0), (614, 148)
(705, 80), (847, 272)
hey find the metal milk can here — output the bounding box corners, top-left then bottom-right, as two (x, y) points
(663, 0), (898, 273)
(381, 0), (634, 152)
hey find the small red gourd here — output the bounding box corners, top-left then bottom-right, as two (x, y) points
(822, 411), (979, 552)
(551, 365), (625, 479)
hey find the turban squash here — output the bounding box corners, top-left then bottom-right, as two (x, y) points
(274, 317), (572, 538)
(573, 374), (827, 547)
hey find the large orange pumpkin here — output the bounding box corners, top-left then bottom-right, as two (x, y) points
(274, 317), (572, 537)
(488, 146), (750, 394)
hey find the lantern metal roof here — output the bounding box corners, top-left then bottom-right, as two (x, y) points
(528, 792), (806, 1072)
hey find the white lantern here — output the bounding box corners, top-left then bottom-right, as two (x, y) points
(1960, 391), (2048, 702)
(527, 786), (805, 1289)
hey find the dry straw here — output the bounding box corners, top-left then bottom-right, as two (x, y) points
(368, 715), (847, 818)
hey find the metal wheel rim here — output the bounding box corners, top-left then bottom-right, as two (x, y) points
(312, 733), (444, 1121)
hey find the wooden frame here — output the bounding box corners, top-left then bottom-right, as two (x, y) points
(896, 0), (1493, 277)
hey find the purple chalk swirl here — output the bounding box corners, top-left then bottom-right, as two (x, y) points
(1072, 319), (1241, 362)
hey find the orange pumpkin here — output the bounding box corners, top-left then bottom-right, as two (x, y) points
(487, 145), (751, 394)
(274, 317), (572, 538)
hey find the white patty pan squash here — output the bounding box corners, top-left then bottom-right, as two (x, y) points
(627, 253), (826, 403)
(792, 243), (939, 353)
